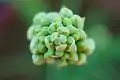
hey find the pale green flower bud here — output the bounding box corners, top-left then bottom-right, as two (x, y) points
(38, 43), (47, 54)
(34, 25), (42, 33)
(67, 26), (86, 41)
(59, 7), (73, 18)
(37, 27), (49, 36)
(76, 53), (87, 65)
(67, 36), (75, 44)
(38, 36), (45, 43)
(79, 29), (87, 40)
(54, 37), (62, 45)
(57, 26), (70, 36)
(67, 25), (78, 34)
(55, 51), (64, 57)
(71, 33), (79, 41)
(33, 12), (50, 26)
(44, 35), (52, 48)
(70, 42), (77, 54)
(65, 45), (71, 52)
(44, 48), (54, 58)
(27, 25), (41, 40)
(50, 32), (59, 42)
(63, 53), (70, 59)
(30, 36), (39, 54)
(54, 35), (67, 45)
(62, 17), (72, 26)
(66, 37), (77, 54)
(49, 22), (63, 33)
(55, 44), (67, 51)
(53, 16), (62, 22)
(48, 24), (56, 33)
(77, 38), (95, 55)
(71, 15), (85, 29)
(32, 54), (44, 65)
(27, 26), (35, 40)
(47, 12), (62, 23)
(59, 35), (67, 43)
(33, 12), (46, 22)
(70, 53), (78, 62)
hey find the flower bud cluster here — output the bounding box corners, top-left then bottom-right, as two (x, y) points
(27, 7), (95, 67)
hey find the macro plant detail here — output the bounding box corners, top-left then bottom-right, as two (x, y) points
(27, 7), (95, 67)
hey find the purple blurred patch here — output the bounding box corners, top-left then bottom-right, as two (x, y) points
(0, 4), (16, 33)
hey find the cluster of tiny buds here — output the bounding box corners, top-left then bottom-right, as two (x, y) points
(27, 7), (95, 67)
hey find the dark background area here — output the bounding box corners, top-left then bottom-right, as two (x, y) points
(0, 0), (120, 80)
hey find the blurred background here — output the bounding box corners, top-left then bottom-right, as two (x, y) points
(0, 0), (120, 80)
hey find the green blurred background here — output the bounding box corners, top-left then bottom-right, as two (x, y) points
(0, 0), (120, 80)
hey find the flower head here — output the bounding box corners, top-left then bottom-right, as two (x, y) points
(27, 7), (95, 67)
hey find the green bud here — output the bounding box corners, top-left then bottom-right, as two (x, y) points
(33, 12), (50, 26)
(70, 53), (78, 62)
(53, 16), (62, 22)
(65, 45), (71, 52)
(77, 53), (87, 65)
(54, 37), (61, 45)
(27, 26), (35, 40)
(38, 43), (47, 54)
(55, 44), (67, 51)
(67, 25), (79, 34)
(32, 54), (44, 65)
(37, 27), (49, 36)
(77, 38), (95, 55)
(63, 53), (70, 59)
(71, 15), (85, 29)
(44, 35), (51, 48)
(44, 48), (54, 58)
(50, 32), (59, 42)
(55, 51), (64, 57)
(48, 24), (56, 33)
(62, 17), (72, 26)
(34, 25), (42, 33)
(59, 35), (67, 43)
(54, 35), (67, 45)
(49, 22), (63, 33)
(38, 36), (45, 43)
(79, 29), (87, 40)
(27, 25), (41, 40)
(57, 27), (70, 36)
(71, 33), (79, 41)
(66, 37), (77, 55)
(33, 12), (46, 22)
(70, 42), (77, 54)
(67, 36), (75, 44)
(30, 36), (39, 54)
(59, 7), (73, 18)
(47, 12), (61, 23)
